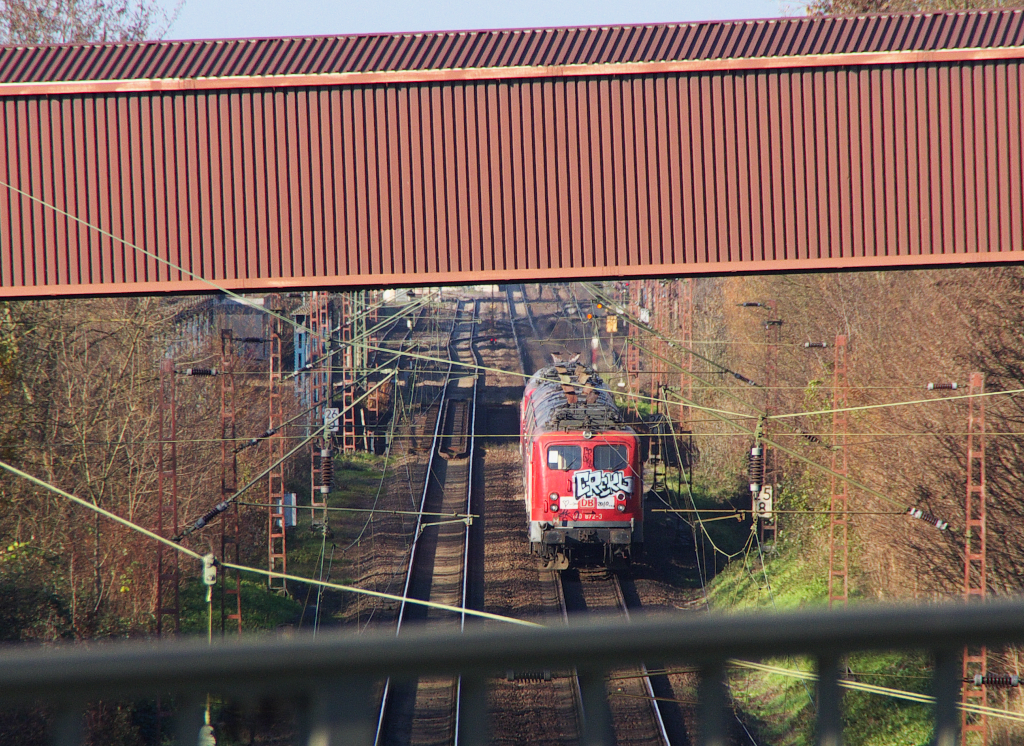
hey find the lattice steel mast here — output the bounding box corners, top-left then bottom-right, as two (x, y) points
(828, 335), (849, 608)
(268, 302), (287, 591)
(220, 330), (243, 634)
(155, 358), (180, 636)
(962, 371), (987, 746)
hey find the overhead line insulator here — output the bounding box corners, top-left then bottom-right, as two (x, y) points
(182, 367), (217, 376)
(749, 446), (765, 494)
(234, 427), (278, 453)
(906, 507), (949, 531)
(175, 501), (231, 540)
(319, 449), (334, 492)
(804, 342), (828, 349)
(970, 674), (1019, 687)
(927, 382), (958, 390)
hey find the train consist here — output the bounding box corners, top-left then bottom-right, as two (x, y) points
(520, 357), (643, 570)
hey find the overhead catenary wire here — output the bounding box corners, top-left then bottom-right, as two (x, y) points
(729, 659), (1024, 724)
(0, 456), (539, 628)
(0, 178), (444, 391)
(362, 340), (758, 423)
(238, 502), (476, 520)
(284, 295), (435, 382)
(624, 330), (949, 515)
(175, 372), (398, 541)
(0, 178), (319, 339)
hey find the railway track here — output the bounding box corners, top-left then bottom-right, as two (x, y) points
(375, 299), (480, 746)
(509, 285), (679, 745)
(559, 568), (674, 746)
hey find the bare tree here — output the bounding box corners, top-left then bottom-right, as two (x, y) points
(0, 0), (180, 45)
(805, 0), (1024, 23)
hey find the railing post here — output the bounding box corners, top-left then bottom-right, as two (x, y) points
(579, 669), (614, 746)
(456, 674), (488, 746)
(934, 649), (961, 746)
(699, 660), (728, 746)
(172, 696), (206, 746)
(816, 655), (843, 746)
(49, 704), (83, 746)
(306, 677), (375, 746)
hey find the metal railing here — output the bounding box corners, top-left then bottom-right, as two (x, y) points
(6, 599), (1024, 745)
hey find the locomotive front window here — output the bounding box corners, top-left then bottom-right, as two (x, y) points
(547, 445), (581, 470)
(594, 444), (629, 471)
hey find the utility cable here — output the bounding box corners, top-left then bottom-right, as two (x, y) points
(609, 290), (1024, 431)
(342, 377), (407, 552)
(313, 543), (335, 638)
(0, 178), (316, 338)
(284, 297), (432, 382)
(234, 352), (401, 453)
(663, 383), (915, 513)
(0, 457), (539, 628)
(175, 372), (397, 541)
(587, 284), (765, 398)
(730, 659), (1024, 724)
(0, 178), (438, 381)
(768, 387), (1024, 421)
(628, 341), (917, 515)
(0, 458), (203, 560)
(237, 503), (476, 520)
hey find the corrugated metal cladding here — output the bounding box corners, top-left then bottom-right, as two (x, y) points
(0, 10), (1022, 80)
(0, 11), (1023, 297)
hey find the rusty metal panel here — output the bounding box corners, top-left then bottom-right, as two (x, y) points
(1, 10), (1024, 84)
(0, 13), (1023, 296)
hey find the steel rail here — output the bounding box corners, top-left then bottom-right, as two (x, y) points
(508, 284), (588, 742)
(518, 285), (541, 340)
(454, 300), (480, 746)
(561, 569), (668, 745)
(505, 285), (531, 377)
(551, 569), (587, 739)
(373, 304), (459, 746)
(611, 575), (673, 746)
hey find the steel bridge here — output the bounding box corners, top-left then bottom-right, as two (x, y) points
(0, 9), (1023, 298)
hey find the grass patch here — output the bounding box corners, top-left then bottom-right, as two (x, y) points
(281, 451), (393, 628)
(708, 539), (934, 745)
(179, 577), (301, 635)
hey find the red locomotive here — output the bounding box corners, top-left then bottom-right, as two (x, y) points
(520, 357), (643, 570)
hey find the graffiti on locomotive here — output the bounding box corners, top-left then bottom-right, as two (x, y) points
(560, 469), (634, 510)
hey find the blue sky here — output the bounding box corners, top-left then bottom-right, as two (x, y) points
(159, 0), (797, 41)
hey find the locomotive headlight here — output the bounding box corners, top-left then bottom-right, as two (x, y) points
(616, 504), (627, 512)
(550, 503), (559, 513)
(548, 493), (559, 513)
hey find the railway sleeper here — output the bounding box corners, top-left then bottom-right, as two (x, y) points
(437, 398), (472, 459)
